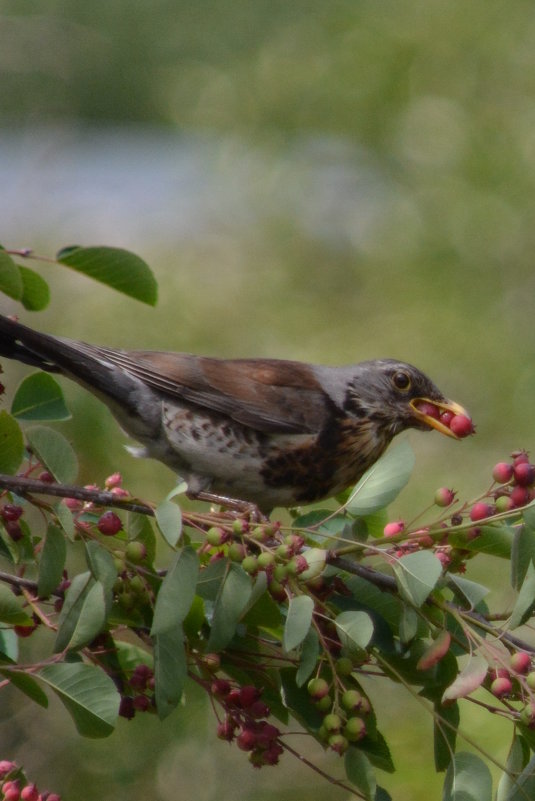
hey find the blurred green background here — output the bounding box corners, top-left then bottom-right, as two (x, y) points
(1, 1), (534, 798)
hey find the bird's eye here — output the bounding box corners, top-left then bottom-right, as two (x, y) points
(392, 371), (411, 391)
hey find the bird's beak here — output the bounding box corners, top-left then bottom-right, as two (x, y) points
(409, 398), (472, 439)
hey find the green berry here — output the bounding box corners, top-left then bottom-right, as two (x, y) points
(314, 695), (332, 712)
(323, 713), (342, 733)
(328, 733), (349, 754)
(242, 556), (259, 575)
(307, 677), (329, 699)
(257, 552), (276, 569)
(125, 541), (147, 564)
(335, 657), (353, 676)
(341, 689), (362, 712)
(344, 716), (366, 741)
(228, 543), (246, 562)
(206, 527), (226, 546)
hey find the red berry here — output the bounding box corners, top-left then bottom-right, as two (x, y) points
(45, 795), (61, 801)
(217, 717), (236, 741)
(513, 451), (530, 465)
(510, 651), (532, 675)
(492, 462), (514, 484)
(0, 762), (16, 779)
(4, 521), (23, 541)
(0, 504), (23, 522)
(440, 410), (454, 426)
(132, 695), (150, 712)
(105, 472), (122, 489)
(469, 502), (493, 522)
(490, 676), (512, 697)
(21, 784), (39, 801)
(449, 415), (474, 437)
(249, 700), (270, 719)
(513, 462), (535, 487)
(38, 471), (55, 483)
(383, 521), (404, 537)
(210, 678), (231, 697)
(97, 511), (122, 536)
(14, 623), (37, 638)
(416, 402), (440, 419)
(511, 486), (529, 508)
(118, 696), (135, 719)
(237, 728), (257, 751)
(434, 488), (455, 507)
(238, 685), (261, 708)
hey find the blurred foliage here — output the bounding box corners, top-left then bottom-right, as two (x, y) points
(2, 1), (535, 799)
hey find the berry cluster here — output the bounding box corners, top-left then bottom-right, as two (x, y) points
(119, 664), (155, 719)
(0, 761), (60, 801)
(414, 402), (474, 438)
(307, 671), (371, 754)
(482, 650), (535, 726)
(211, 680), (283, 767)
(202, 522), (324, 603)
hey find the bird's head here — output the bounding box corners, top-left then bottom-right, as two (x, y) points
(344, 360), (472, 440)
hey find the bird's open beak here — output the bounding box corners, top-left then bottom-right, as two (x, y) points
(409, 398), (472, 439)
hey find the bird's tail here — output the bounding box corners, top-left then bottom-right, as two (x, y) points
(0, 314), (69, 373)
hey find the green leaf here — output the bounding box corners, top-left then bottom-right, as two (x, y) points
(54, 571), (93, 652)
(37, 524), (67, 598)
(360, 731), (395, 773)
(497, 735), (530, 801)
(434, 700), (459, 772)
(38, 662), (120, 738)
(296, 627), (320, 686)
(85, 541), (117, 593)
(153, 626), (187, 720)
(334, 610), (374, 652)
(449, 524), (513, 559)
(0, 628), (18, 662)
(283, 595), (314, 652)
(207, 562), (253, 652)
(56, 246), (157, 306)
(510, 561), (535, 629)
(393, 551), (443, 608)
(345, 747), (376, 800)
(63, 581), (107, 651)
(19, 265), (50, 311)
(442, 655), (488, 703)
(346, 440), (415, 516)
(155, 499), (182, 548)
(12, 373), (70, 421)
(151, 547), (199, 635)
(56, 501), (75, 542)
(447, 575), (490, 610)
(0, 250), (23, 299)
(279, 667), (324, 731)
(511, 525), (535, 590)
(442, 752), (492, 801)
(25, 425), (78, 483)
(0, 582), (33, 626)
(127, 513), (156, 566)
(0, 411), (24, 474)
(0, 668), (49, 707)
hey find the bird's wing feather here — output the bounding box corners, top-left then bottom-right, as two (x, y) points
(74, 345), (331, 435)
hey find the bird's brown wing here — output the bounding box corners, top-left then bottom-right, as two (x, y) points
(76, 345), (331, 435)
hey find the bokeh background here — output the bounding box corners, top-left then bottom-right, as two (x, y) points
(1, 1), (535, 798)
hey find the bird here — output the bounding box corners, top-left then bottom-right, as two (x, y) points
(0, 314), (471, 512)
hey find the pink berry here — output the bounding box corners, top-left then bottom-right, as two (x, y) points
(105, 472), (122, 489)
(511, 486), (529, 508)
(513, 462), (535, 487)
(217, 717), (236, 741)
(97, 511), (122, 536)
(238, 685), (261, 708)
(0, 762), (16, 778)
(492, 462), (514, 484)
(416, 401), (440, 419)
(469, 502), (493, 522)
(384, 521), (404, 537)
(510, 651), (532, 675)
(0, 504), (23, 521)
(449, 415), (474, 437)
(490, 676), (512, 697)
(434, 488), (455, 507)
(21, 784), (39, 801)
(440, 410), (454, 426)
(237, 728), (257, 751)
(513, 451), (530, 465)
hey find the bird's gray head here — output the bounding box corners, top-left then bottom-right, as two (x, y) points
(342, 359), (469, 439)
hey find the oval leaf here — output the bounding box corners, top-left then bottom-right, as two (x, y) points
(345, 747), (377, 800)
(153, 626), (187, 720)
(296, 627), (320, 686)
(54, 571), (93, 652)
(0, 582), (33, 626)
(443, 752), (492, 801)
(155, 499), (182, 548)
(0, 668), (49, 707)
(12, 373), (70, 421)
(207, 563), (252, 652)
(38, 662), (120, 738)
(417, 631), (452, 671)
(334, 610), (374, 652)
(151, 547), (199, 635)
(283, 595), (314, 652)
(38, 524), (67, 598)
(56, 246), (157, 306)
(346, 440), (415, 515)
(85, 541), (117, 593)
(64, 581), (107, 651)
(25, 425), (78, 483)
(19, 265), (50, 311)
(393, 551), (443, 608)
(0, 411), (24, 474)
(442, 655), (488, 703)
(0, 251), (23, 299)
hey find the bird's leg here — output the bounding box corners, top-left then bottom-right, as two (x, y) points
(186, 489), (268, 522)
